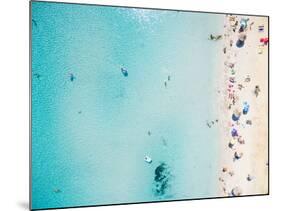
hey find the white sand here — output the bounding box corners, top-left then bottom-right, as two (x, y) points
(215, 15), (268, 197)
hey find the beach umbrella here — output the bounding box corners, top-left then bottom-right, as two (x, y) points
(228, 139), (236, 148)
(236, 39), (244, 48)
(231, 187), (242, 196)
(243, 102), (250, 115)
(231, 128), (238, 137)
(260, 37), (269, 45)
(236, 33), (247, 48)
(258, 25), (264, 32)
(234, 151), (243, 160)
(232, 113), (240, 121)
(232, 109), (241, 121)
(240, 18), (249, 30)
(247, 174), (254, 181)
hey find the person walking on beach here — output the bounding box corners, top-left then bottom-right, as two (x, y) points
(254, 85), (261, 97)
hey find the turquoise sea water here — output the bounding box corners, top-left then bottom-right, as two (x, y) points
(31, 2), (224, 209)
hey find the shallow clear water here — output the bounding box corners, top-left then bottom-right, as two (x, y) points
(32, 2), (224, 209)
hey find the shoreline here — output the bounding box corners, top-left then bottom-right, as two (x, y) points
(215, 15), (268, 197)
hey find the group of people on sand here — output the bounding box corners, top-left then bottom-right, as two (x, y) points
(212, 14), (268, 197)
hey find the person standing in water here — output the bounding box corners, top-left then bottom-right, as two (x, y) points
(69, 73), (75, 82)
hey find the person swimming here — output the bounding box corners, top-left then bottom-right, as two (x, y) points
(33, 73), (41, 79)
(121, 67), (128, 77)
(69, 73), (75, 82)
(209, 34), (222, 41)
(32, 19), (37, 27)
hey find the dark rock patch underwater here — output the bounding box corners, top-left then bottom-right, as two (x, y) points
(153, 163), (172, 197)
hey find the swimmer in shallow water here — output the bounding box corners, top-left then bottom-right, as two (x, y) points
(121, 67), (128, 77)
(33, 73), (41, 79)
(209, 34), (222, 41)
(32, 19), (37, 27)
(69, 73), (75, 82)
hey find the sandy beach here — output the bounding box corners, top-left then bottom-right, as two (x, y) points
(215, 15), (268, 197)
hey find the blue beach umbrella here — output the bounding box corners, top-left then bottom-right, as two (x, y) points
(240, 18), (249, 30)
(231, 128), (238, 137)
(243, 102), (250, 115)
(236, 39), (245, 48)
(232, 109), (241, 122)
(236, 33), (247, 48)
(232, 113), (240, 121)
